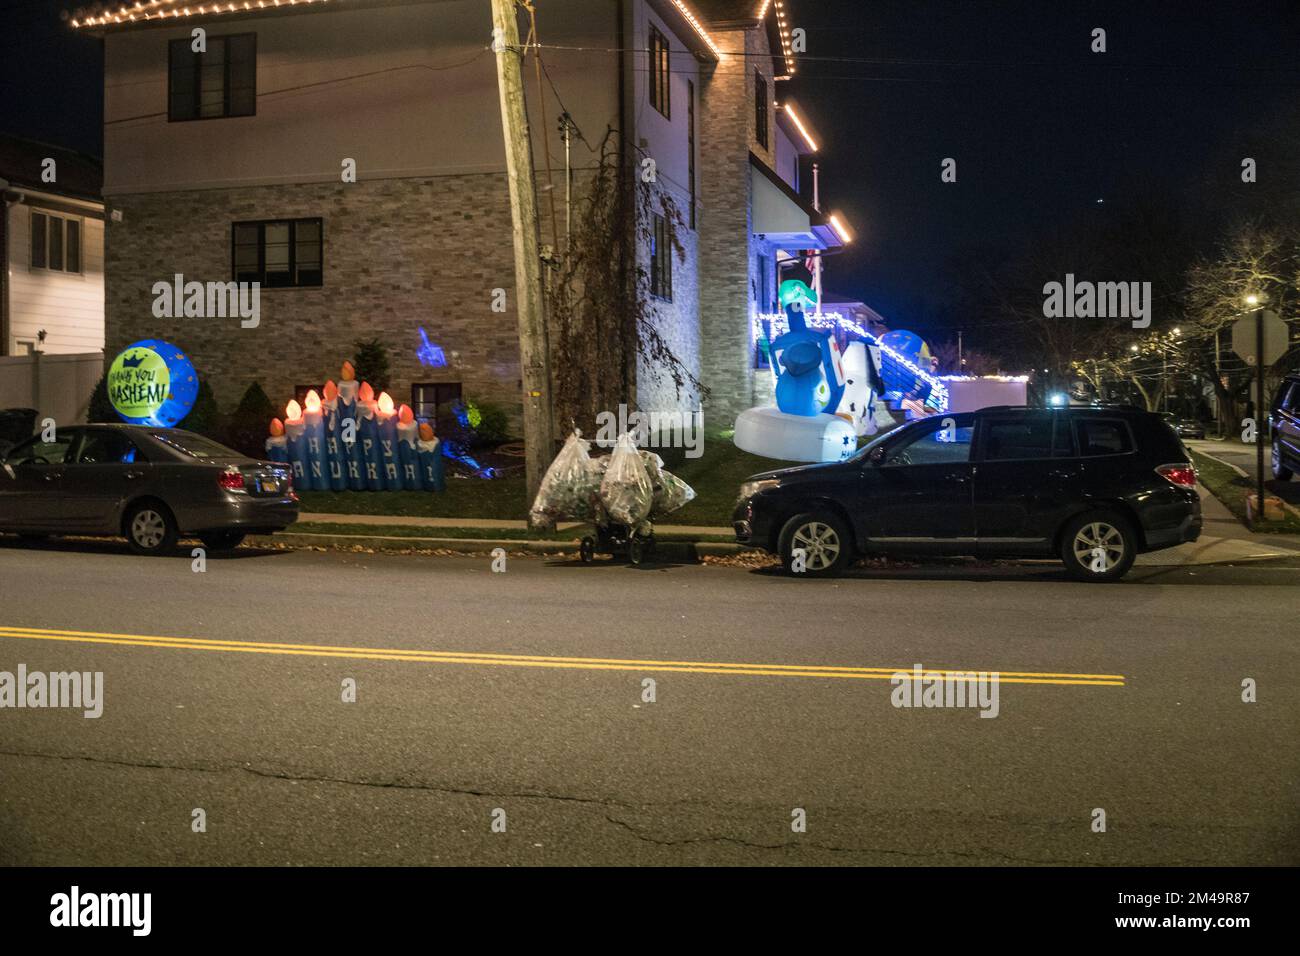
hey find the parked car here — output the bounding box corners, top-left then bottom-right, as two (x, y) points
(1271, 371), (1300, 481)
(1161, 413), (1206, 440)
(733, 406), (1201, 581)
(0, 424), (298, 555)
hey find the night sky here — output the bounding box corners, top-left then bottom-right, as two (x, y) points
(4, 0), (1300, 348)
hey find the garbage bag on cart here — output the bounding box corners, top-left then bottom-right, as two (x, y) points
(599, 432), (654, 526)
(639, 451), (696, 518)
(530, 431), (602, 525)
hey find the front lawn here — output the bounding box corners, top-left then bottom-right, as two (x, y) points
(296, 433), (784, 526)
(1189, 449), (1300, 534)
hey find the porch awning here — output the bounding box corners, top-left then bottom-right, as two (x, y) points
(750, 153), (841, 251)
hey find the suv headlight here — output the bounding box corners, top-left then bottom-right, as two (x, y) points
(739, 479), (780, 499)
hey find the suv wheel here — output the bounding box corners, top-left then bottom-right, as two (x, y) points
(1272, 440), (1293, 481)
(778, 512), (852, 577)
(125, 502), (179, 556)
(1060, 511), (1136, 582)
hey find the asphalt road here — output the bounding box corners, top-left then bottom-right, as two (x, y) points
(1, 537), (1297, 866)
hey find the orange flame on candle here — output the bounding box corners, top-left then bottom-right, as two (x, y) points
(398, 403), (414, 425)
(358, 381), (374, 403)
(341, 361), (356, 382)
(323, 380), (338, 401)
(304, 389), (321, 413)
(285, 400), (302, 421)
(418, 422), (435, 441)
(269, 418), (285, 437)
(377, 391), (395, 416)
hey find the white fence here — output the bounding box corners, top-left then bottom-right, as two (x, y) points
(0, 351), (104, 427)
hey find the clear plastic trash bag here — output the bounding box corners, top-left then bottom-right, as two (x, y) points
(530, 431), (598, 526)
(599, 432), (654, 527)
(639, 450), (696, 518)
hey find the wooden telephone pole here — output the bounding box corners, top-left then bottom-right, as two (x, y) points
(490, 0), (554, 514)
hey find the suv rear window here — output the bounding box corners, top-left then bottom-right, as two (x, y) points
(1075, 419), (1133, 456)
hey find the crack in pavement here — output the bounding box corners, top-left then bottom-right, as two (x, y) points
(0, 747), (1244, 865)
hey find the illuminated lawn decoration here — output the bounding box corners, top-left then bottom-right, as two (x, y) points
(269, 359), (445, 492)
(734, 280), (858, 463)
(753, 311), (950, 414)
(107, 339), (199, 427)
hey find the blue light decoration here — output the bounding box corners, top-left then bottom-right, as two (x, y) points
(416, 327), (447, 368)
(106, 339), (200, 427)
(752, 311), (950, 413)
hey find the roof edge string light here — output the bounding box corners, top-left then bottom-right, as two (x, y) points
(71, 0), (328, 28)
(671, 0), (723, 58)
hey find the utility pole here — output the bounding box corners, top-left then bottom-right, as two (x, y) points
(957, 330), (963, 372)
(490, 0), (554, 515)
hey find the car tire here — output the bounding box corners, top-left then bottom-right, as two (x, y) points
(1272, 441), (1293, 481)
(778, 511), (852, 577)
(199, 531), (246, 551)
(1059, 510), (1137, 582)
(125, 502), (179, 556)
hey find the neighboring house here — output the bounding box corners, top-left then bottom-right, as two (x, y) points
(0, 135), (106, 357)
(73, 0), (845, 431)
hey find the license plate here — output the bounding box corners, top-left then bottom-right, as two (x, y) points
(257, 478), (281, 494)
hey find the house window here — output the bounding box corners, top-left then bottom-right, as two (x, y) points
(169, 33), (256, 121)
(648, 24), (670, 119)
(755, 70), (769, 149)
(650, 213), (672, 301)
(412, 382), (462, 432)
(30, 210), (81, 274)
(687, 79), (697, 229)
(232, 218), (323, 288)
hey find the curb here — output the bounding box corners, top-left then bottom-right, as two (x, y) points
(249, 531), (748, 561)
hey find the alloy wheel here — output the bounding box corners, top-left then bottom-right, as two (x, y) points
(792, 521), (841, 571)
(1072, 521), (1124, 573)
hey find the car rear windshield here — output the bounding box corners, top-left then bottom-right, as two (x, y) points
(149, 431), (244, 459)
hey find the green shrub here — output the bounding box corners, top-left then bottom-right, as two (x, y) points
(180, 380), (222, 438)
(223, 381), (277, 458)
(87, 374), (117, 422)
(352, 337), (392, 392)
(472, 400), (513, 446)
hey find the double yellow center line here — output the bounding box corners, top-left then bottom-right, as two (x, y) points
(0, 626), (1125, 686)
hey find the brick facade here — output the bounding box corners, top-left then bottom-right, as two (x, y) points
(697, 24), (777, 426)
(106, 174), (528, 426)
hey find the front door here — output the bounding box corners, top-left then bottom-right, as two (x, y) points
(861, 414), (976, 546)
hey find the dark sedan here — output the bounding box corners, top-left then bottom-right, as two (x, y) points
(1162, 413), (1206, 440)
(0, 424), (298, 555)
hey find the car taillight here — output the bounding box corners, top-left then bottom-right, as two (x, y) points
(1156, 463), (1196, 488)
(217, 468), (245, 491)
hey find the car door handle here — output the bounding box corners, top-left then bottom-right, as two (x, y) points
(125, 471), (144, 480)
(43, 472), (60, 482)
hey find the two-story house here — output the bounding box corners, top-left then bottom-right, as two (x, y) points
(72, 0), (845, 434)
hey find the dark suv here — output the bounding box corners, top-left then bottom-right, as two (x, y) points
(733, 406), (1201, 581)
(1271, 371), (1300, 481)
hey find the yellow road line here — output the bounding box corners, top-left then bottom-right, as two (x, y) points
(0, 626), (1125, 686)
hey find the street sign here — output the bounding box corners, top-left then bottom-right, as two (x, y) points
(1231, 310), (1287, 367)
